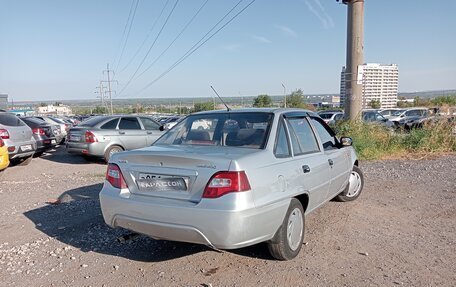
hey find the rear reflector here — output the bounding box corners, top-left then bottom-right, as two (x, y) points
(106, 163), (128, 189)
(0, 129), (9, 139)
(203, 171), (251, 198)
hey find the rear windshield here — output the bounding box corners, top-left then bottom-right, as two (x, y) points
(79, 116), (114, 127)
(0, 113), (26, 127)
(154, 112), (273, 149)
(23, 117), (47, 125)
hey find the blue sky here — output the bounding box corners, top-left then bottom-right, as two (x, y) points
(1, 0), (455, 101)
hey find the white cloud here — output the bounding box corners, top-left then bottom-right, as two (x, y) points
(304, 0), (335, 29)
(275, 25), (298, 38)
(251, 35), (272, 44)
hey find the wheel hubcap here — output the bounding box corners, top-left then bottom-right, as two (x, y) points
(346, 170), (362, 197)
(109, 148), (121, 156)
(287, 208), (303, 251)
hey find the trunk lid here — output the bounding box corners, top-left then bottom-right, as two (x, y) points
(6, 125), (33, 142)
(113, 145), (259, 203)
(67, 127), (88, 143)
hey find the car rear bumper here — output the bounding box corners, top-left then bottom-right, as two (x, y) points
(99, 183), (287, 249)
(66, 142), (106, 157)
(7, 140), (37, 159)
(35, 137), (57, 152)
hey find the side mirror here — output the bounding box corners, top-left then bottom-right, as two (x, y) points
(159, 125), (165, 131)
(340, 137), (353, 147)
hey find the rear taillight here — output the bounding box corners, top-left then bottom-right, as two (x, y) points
(0, 129), (9, 139)
(0, 138), (4, 147)
(106, 163), (128, 189)
(203, 171), (251, 198)
(85, 131), (98, 143)
(32, 128), (45, 135)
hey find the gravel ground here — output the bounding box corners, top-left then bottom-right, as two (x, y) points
(0, 147), (455, 287)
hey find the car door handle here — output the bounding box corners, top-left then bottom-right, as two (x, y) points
(146, 131), (153, 134)
(302, 165), (311, 173)
(118, 131), (125, 135)
(328, 159), (334, 166)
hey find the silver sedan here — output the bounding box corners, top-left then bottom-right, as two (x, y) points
(99, 108), (364, 260)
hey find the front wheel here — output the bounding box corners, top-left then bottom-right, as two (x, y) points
(267, 198), (305, 260)
(335, 165), (364, 202)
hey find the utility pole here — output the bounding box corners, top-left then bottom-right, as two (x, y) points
(282, 83), (287, 108)
(339, 0), (364, 121)
(102, 64), (115, 115)
(95, 81), (107, 112)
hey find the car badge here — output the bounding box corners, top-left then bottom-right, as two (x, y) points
(196, 164), (216, 169)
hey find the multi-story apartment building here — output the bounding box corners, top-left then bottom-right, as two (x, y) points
(340, 63), (399, 109)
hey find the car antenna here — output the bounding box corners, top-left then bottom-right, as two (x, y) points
(210, 85), (231, 111)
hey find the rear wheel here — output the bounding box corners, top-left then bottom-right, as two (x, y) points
(104, 145), (123, 163)
(335, 165), (364, 202)
(268, 198), (305, 260)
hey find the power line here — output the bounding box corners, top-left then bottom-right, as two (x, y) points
(135, 0), (210, 80)
(114, 0), (140, 73)
(112, 0), (137, 71)
(133, 0), (256, 97)
(120, 0), (172, 73)
(118, 0), (180, 97)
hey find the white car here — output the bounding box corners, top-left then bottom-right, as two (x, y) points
(100, 108), (364, 260)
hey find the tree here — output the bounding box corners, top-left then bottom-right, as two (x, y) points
(370, 99), (381, 109)
(93, 106), (108, 114)
(286, 89), (306, 108)
(253, 94), (273, 107)
(193, 102), (214, 112)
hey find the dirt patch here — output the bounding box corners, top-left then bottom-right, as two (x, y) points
(0, 147), (455, 286)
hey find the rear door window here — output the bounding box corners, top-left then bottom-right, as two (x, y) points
(286, 117), (320, 155)
(0, 113), (25, 126)
(274, 119), (291, 158)
(119, 117), (141, 130)
(100, 118), (119, 130)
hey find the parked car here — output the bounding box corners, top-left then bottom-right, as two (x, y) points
(0, 111), (36, 165)
(163, 116), (183, 130)
(66, 115), (164, 162)
(317, 111), (344, 126)
(34, 116), (71, 143)
(99, 108), (364, 260)
(362, 110), (394, 128)
(0, 137), (10, 175)
(387, 108), (430, 128)
(21, 117), (58, 157)
(379, 108), (404, 118)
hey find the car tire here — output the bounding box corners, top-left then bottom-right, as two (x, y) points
(267, 198), (305, 261)
(104, 145), (123, 163)
(335, 165), (364, 202)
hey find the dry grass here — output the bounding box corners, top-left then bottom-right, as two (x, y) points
(335, 119), (456, 160)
